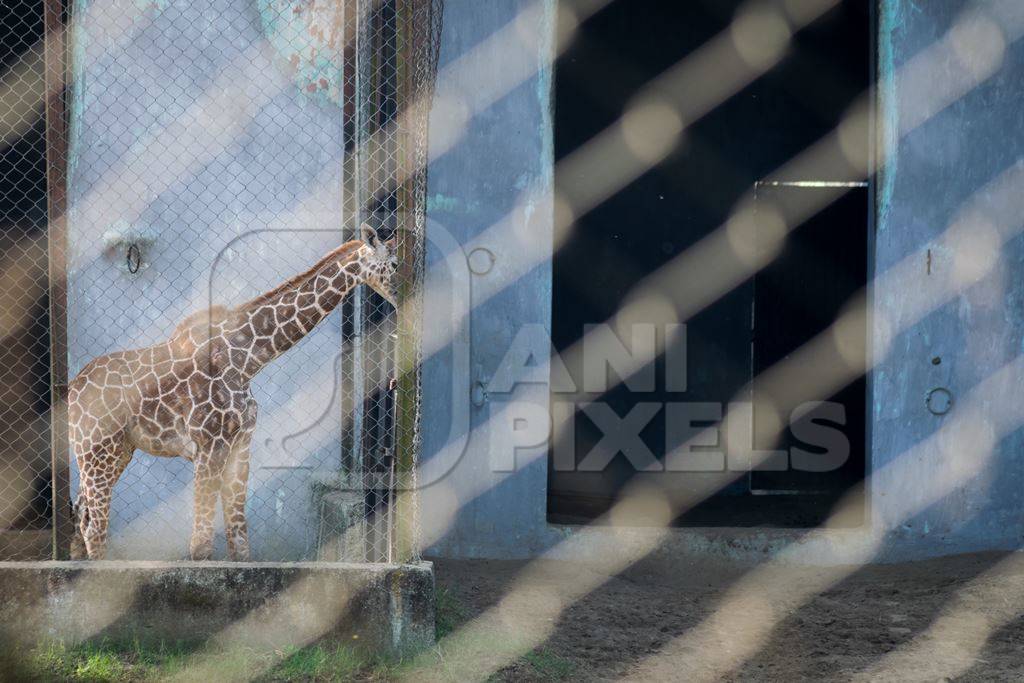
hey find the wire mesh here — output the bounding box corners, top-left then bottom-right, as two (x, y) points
(0, 0), (59, 561)
(316, 0), (441, 564)
(0, 0), (440, 562)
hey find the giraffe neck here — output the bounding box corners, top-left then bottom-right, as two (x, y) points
(230, 240), (371, 378)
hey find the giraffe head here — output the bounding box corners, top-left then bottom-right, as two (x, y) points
(360, 224), (400, 306)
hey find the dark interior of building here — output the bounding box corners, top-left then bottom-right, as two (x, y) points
(549, 0), (872, 527)
(0, 0), (53, 538)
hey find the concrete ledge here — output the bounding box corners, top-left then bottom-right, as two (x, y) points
(0, 561), (434, 655)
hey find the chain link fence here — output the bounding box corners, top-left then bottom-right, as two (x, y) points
(0, 0), (58, 561)
(0, 0), (440, 562)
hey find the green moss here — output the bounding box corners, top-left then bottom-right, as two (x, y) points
(522, 648), (576, 680)
(433, 586), (466, 640)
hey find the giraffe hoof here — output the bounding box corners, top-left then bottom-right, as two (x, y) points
(189, 543), (214, 561)
(227, 544), (251, 561)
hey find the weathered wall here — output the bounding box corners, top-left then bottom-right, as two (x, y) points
(422, 0), (1024, 563)
(421, 0), (555, 559)
(869, 0), (1024, 560)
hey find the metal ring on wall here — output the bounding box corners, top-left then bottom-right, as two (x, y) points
(467, 247), (495, 275)
(126, 243), (141, 274)
(925, 387), (953, 416)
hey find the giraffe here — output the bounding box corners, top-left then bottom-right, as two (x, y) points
(67, 225), (399, 560)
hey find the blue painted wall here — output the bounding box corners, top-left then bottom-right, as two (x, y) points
(870, 0), (1024, 560)
(421, 0), (555, 558)
(67, 0), (351, 559)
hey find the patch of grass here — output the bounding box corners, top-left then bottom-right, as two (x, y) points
(263, 645), (368, 682)
(523, 648), (575, 681)
(28, 638), (196, 682)
(20, 639), (401, 682)
(74, 652), (134, 682)
(434, 586), (466, 640)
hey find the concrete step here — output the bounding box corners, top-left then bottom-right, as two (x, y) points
(0, 560), (435, 655)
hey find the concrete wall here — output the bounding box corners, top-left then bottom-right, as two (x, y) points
(421, 0), (555, 559)
(422, 0), (1024, 563)
(0, 561), (434, 655)
(869, 0), (1024, 560)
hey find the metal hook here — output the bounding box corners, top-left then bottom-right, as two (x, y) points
(126, 243), (141, 274)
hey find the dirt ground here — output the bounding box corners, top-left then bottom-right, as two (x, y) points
(431, 551), (1024, 682)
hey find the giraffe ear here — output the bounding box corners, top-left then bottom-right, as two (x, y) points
(360, 223), (379, 248)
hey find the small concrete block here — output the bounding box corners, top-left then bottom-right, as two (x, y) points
(316, 490), (367, 561)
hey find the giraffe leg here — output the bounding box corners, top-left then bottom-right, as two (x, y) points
(81, 486), (113, 560)
(221, 432), (252, 561)
(75, 440), (131, 560)
(69, 492), (89, 560)
(190, 443), (228, 560)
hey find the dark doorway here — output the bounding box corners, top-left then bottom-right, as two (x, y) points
(548, 0), (872, 527)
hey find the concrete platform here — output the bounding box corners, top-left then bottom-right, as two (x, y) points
(0, 561), (434, 655)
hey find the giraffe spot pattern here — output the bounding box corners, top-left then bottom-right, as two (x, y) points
(67, 239), (398, 561)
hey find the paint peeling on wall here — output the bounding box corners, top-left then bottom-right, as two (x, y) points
(426, 193), (480, 215)
(134, 0), (169, 11)
(66, 0), (164, 242)
(258, 0), (352, 106)
(877, 1), (904, 233)
(537, 0), (555, 191)
(66, 0), (104, 204)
